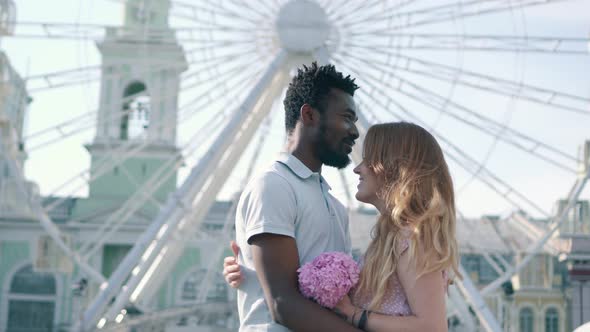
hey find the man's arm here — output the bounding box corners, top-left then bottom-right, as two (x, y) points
(251, 233), (361, 332)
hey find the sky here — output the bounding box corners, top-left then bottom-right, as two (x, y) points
(2, 0), (590, 219)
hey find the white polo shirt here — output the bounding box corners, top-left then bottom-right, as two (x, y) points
(235, 153), (351, 332)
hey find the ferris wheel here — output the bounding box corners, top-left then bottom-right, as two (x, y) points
(2, 0), (590, 331)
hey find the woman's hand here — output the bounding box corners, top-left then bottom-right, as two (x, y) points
(223, 241), (243, 288)
(334, 294), (357, 324)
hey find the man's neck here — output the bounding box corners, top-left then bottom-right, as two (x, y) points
(285, 135), (322, 173)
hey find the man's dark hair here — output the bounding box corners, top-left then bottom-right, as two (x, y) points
(283, 62), (359, 133)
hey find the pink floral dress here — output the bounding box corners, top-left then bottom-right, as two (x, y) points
(352, 238), (448, 316)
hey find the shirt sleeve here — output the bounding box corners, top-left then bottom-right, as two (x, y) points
(241, 172), (297, 244)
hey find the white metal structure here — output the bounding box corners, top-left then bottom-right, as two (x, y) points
(2, 0), (589, 331)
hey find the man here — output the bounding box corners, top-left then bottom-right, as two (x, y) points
(227, 62), (361, 331)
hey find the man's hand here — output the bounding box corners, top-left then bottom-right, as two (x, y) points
(223, 241), (243, 288)
(251, 233), (361, 331)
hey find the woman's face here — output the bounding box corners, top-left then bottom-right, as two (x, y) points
(353, 160), (381, 208)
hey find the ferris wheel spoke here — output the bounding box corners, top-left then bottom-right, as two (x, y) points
(340, 0), (569, 31)
(25, 61), (182, 93)
(21, 43), (259, 93)
(22, 65), (100, 92)
(347, 33), (590, 55)
(4, 21), (108, 40)
(397, 79), (577, 173)
(186, 44), (262, 62)
(338, 51), (578, 172)
(106, 0), (268, 28)
(326, 0), (383, 23)
(400, 50), (590, 116)
(7, 21), (268, 41)
(119, 0), (263, 28)
(252, 0), (282, 17)
(232, 0), (279, 20)
(392, 75), (578, 171)
(22, 52), (241, 94)
(509, 212), (566, 255)
(180, 55), (265, 106)
(177, 33), (271, 44)
(181, 49), (261, 85)
(171, 0), (262, 27)
(25, 109), (95, 142)
(321, 0), (352, 17)
(343, 46), (590, 117)
(330, 0), (419, 27)
(182, 39), (266, 57)
(211, 0), (275, 22)
(180, 58), (266, 114)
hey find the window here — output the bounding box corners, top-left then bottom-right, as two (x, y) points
(121, 81), (150, 140)
(545, 308), (559, 332)
(181, 269), (203, 301)
(479, 258), (499, 284)
(6, 264), (56, 332)
(519, 307), (534, 332)
(102, 244), (132, 278)
(462, 254), (480, 283)
(181, 268), (228, 302)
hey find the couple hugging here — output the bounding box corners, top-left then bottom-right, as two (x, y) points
(222, 62), (460, 332)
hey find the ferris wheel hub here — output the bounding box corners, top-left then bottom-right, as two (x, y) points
(276, 0), (330, 53)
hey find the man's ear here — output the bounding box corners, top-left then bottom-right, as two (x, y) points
(300, 103), (319, 126)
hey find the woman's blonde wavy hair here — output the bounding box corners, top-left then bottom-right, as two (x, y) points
(355, 122), (461, 310)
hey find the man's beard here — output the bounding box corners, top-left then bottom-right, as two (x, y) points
(316, 123), (351, 169)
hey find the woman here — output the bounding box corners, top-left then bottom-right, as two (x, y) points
(225, 122), (461, 331)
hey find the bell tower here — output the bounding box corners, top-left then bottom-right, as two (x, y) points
(84, 0), (187, 208)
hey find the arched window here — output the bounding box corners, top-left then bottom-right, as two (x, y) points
(6, 264), (56, 332)
(181, 268), (228, 302)
(121, 81), (150, 140)
(545, 307), (559, 332)
(519, 307), (534, 332)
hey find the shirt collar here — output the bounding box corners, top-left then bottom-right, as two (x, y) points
(276, 153), (332, 190)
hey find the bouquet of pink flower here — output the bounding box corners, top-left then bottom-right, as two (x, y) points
(297, 251), (360, 309)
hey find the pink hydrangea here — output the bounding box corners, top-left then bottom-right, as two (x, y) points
(297, 252), (360, 309)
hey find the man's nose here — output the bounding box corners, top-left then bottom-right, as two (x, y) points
(350, 123), (359, 140)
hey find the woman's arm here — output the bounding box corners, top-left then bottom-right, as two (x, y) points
(336, 251), (448, 332)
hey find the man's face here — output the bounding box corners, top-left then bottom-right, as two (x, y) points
(314, 88), (359, 169)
